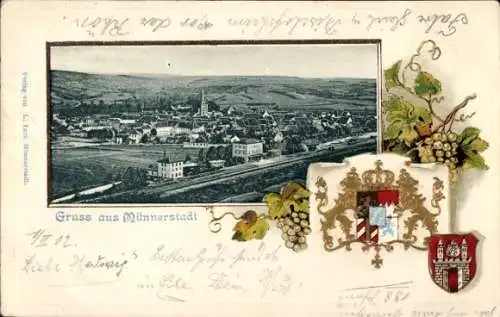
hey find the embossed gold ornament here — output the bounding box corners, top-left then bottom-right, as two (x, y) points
(315, 160), (445, 268)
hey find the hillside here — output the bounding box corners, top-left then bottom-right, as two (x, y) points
(50, 70), (377, 112)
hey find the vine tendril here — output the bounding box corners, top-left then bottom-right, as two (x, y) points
(208, 207), (240, 233)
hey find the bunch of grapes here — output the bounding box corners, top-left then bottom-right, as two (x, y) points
(418, 131), (459, 169)
(276, 211), (311, 252)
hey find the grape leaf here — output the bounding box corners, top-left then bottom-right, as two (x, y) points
(264, 193), (288, 219)
(461, 137), (489, 171)
(467, 138), (489, 153)
(281, 181), (310, 202)
(413, 106), (432, 123)
(385, 122), (403, 140)
(458, 127), (489, 170)
(414, 72), (442, 97)
(383, 95), (432, 145)
(296, 199), (310, 214)
(463, 153), (489, 170)
(250, 218), (270, 240)
(232, 220), (251, 241)
(233, 220), (250, 233)
(264, 182), (310, 219)
(400, 126), (419, 144)
(384, 60), (402, 91)
(459, 127), (481, 145)
(233, 218), (270, 241)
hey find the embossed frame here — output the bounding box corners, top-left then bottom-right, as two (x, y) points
(315, 159), (445, 268)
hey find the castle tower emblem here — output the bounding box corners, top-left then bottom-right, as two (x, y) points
(428, 233), (479, 293)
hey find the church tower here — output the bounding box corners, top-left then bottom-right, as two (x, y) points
(461, 239), (468, 261)
(200, 89), (208, 116)
(437, 239), (444, 260)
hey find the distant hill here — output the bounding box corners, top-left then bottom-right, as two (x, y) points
(50, 70), (377, 112)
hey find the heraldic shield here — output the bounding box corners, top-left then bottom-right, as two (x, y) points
(428, 233), (479, 293)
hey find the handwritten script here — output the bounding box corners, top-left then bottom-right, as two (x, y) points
(62, 14), (213, 37)
(17, 229), (499, 315)
(336, 281), (497, 317)
(22, 229), (138, 279)
(60, 8), (469, 37)
(143, 242), (299, 302)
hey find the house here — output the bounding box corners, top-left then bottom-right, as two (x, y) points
(273, 132), (284, 143)
(232, 138), (264, 162)
(128, 129), (143, 144)
(226, 106), (236, 115)
(208, 160), (225, 168)
(154, 157), (184, 179)
(120, 119), (137, 125)
(156, 121), (192, 137)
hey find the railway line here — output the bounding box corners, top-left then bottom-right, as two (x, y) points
(79, 139), (375, 203)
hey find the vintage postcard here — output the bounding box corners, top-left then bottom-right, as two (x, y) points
(1, 1), (499, 317)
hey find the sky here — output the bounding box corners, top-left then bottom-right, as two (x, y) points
(50, 44), (379, 79)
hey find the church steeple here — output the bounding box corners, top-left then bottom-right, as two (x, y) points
(200, 89), (208, 116)
(461, 239), (468, 260)
(437, 239), (444, 260)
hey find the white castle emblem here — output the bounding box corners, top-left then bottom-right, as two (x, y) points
(433, 239), (472, 290)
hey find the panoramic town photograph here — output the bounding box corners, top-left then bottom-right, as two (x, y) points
(48, 43), (380, 205)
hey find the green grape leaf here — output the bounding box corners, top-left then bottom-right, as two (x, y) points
(282, 181), (310, 202)
(383, 95), (432, 145)
(414, 72), (442, 97)
(458, 127), (489, 171)
(385, 122), (402, 140)
(251, 218), (270, 240)
(233, 217), (270, 241)
(296, 199), (310, 214)
(414, 106), (432, 124)
(263, 182), (310, 219)
(264, 192), (287, 220)
(462, 136), (489, 157)
(459, 127), (481, 145)
(463, 153), (489, 170)
(468, 137), (489, 153)
(400, 126), (419, 144)
(384, 60), (403, 91)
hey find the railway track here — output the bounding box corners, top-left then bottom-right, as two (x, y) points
(78, 139), (375, 203)
(155, 140), (375, 197)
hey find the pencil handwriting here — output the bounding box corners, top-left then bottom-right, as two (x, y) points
(416, 13), (468, 37)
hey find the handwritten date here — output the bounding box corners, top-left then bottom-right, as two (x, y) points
(27, 229), (76, 248)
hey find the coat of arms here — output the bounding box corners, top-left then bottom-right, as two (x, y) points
(428, 233), (478, 293)
(309, 153), (451, 268)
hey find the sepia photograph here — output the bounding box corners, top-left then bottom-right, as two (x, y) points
(47, 41), (381, 205)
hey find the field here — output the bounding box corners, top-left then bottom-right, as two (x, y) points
(50, 70), (376, 111)
(50, 144), (200, 199)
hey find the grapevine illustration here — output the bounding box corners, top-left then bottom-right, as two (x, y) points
(208, 181), (311, 252)
(383, 40), (489, 182)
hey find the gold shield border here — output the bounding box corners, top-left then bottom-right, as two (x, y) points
(315, 160), (445, 268)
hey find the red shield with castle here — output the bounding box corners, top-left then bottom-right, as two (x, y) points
(428, 233), (479, 293)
